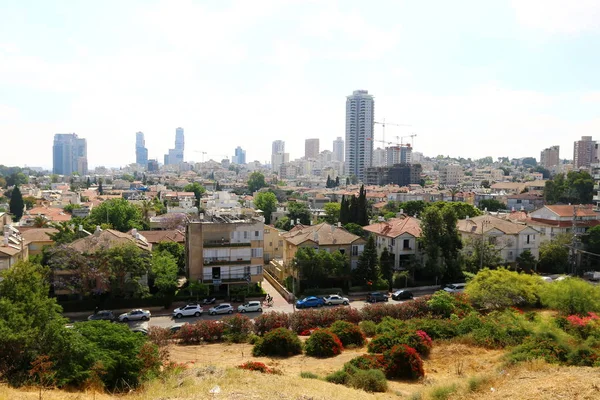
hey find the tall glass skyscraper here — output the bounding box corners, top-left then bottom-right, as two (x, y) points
(345, 90), (374, 182)
(53, 133), (88, 176)
(135, 131), (148, 167)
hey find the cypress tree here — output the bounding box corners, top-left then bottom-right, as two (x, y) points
(9, 185), (24, 221)
(350, 195), (359, 224)
(98, 178), (104, 195)
(357, 184), (368, 226)
(340, 196), (350, 225)
(335, 176), (340, 187)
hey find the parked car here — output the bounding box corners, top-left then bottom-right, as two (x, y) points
(366, 292), (389, 303)
(87, 310), (115, 321)
(391, 290), (414, 301)
(173, 304), (203, 319)
(323, 294), (350, 306)
(209, 303), (234, 315)
(118, 309), (151, 322)
(131, 327), (148, 335)
(443, 283), (466, 293)
(296, 296), (325, 309)
(170, 322), (188, 334)
(238, 301), (263, 313)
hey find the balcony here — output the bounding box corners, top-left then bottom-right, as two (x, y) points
(203, 241), (251, 248)
(202, 272), (258, 283)
(203, 258), (251, 266)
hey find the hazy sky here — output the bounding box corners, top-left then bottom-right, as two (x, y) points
(2, 0), (600, 169)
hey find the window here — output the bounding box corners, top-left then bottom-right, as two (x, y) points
(265, 229), (270, 234)
(243, 231), (248, 239)
(352, 246), (358, 256)
(403, 239), (410, 249)
(255, 231), (259, 237)
(391, 238), (395, 246)
(526, 235), (530, 244)
(251, 248), (263, 258)
(278, 240), (283, 246)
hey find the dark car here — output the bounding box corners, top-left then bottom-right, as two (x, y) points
(87, 310), (115, 321)
(391, 290), (414, 301)
(366, 292), (389, 303)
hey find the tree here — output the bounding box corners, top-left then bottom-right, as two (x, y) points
(335, 176), (340, 187)
(539, 277), (600, 315)
(357, 185), (368, 226)
(538, 239), (569, 274)
(419, 207), (444, 279)
(463, 237), (503, 273)
(439, 207), (463, 282)
(465, 268), (542, 310)
(154, 241), (185, 275)
(340, 196), (350, 225)
(398, 200), (427, 217)
(247, 172), (268, 193)
(88, 198), (146, 232)
(183, 182), (206, 209)
(521, 157), (537, 167)
(97, 244), (152, 297)
(478, 199), (506, 212)
(323, 202), (341, 224)
(97, 178), (103, 195)
(432, 202), (482, 220)
(480, 180), (490, 189)
(379, 247), (395, 291)
(254, 192), (278, 224)
(515, 249), (537, 273)
(32, 215), (49, 228)
(583, 226), (600, 257)
(22, 196), (36, 209)
(293, 247), (328, 289)
(86, 177), (91, 189)
(6, 171), (28, 186)
(9, 185), (24, 221)
(287, 201), (311, 225)
(274, 216), (291, 231)
(544, 171), (594, 204)
(151, 251), (178, 295)
(343, 223), (366, 238)
(353, 236), (380, 285)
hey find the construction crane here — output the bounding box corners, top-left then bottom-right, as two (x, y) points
(366, 137), (391, 148)
(373, 119), (411, 144)
(391, 134), (418, 147)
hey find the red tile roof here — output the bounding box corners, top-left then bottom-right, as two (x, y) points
(363, 216), (422, 238)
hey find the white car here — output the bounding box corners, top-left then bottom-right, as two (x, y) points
(323, 294), (350, 306)
(209, 303), (234, 315)
(443, 283), (466, 293)
(118, 309), (151, 322)
(237, 301), (263, 313)
(173, 304), (203, 319)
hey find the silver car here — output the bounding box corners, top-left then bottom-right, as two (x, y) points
(237, 301), (263, 313)
(209, 303), (234, 315)
(323, 294), (350, 306)
(118, 309), (151, 322)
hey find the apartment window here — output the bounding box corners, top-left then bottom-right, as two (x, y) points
(251, 248), (263, 258)
(269, 242), (272, 247)
(526, 235), (530, 244)
(278, 240), (283, 246)
(403, 239), (410, 249)
(255, 231), (259, 237)
(391, 238), (396, 246)
(243, 231), (248, 239)
(352, 246), (358, 256)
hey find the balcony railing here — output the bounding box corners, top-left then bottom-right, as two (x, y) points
(202, 273), (259, 283)
(203, 241), (252, 248)
(203, 258), (251, 266)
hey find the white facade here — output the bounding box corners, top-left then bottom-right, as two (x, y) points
(439, 164), (464, 186)
(333, 137), (344, 162)
(345, 90), (374, 182)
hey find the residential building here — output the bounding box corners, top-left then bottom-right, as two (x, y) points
(232, 146), (246, 164)
(457, 215), (541, 264)
(363, 216), (422, 270)
(135, 132), (149, 167)
(164, 127), (185, 166)
(0, 225), (28, 271)
(53, 133), (88, 176)
(147, 159), (159, 172)
(528, 204), (600, 239)
(345, 90), (374, 182)
(540, 145), (559, 169)
(574, 136), (595, 169)
(18, 227), (58, 257)
(305, 138), (320, 159)
(372, 148), (386, 167)
(280, 222), (366, 270)
(69, 228), (152, 254)
(506, 193), (545, 212)
(333, 137), (344, 162)
(439, 164), (464, 186)
(271, 140), (287, 172)
(365, 163), (422, 187)
(186, 212), (264, 292)
(385, 145), (412, 166)
(263, 225), (284, 263)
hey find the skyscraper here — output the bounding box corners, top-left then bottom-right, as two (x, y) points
(333, 137), (344, 162)
(135, 132), (148, 167)
(345, 90), (374, 182)
(164, 127), (185, 165)
(540, 145), (559, 169)
(232, 146), (246, 164)
(573, 137), (595, 169)
(305, 138), (320, 159)
(53, 133), (88, 176)
(271, 140), (287, 172)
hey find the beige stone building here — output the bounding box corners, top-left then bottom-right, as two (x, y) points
(263, 225), (284, 263)
(186, 212), (264, 293)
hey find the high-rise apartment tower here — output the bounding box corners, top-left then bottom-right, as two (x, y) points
(52, 133), (88, 176)
(345, 90), (374, 182)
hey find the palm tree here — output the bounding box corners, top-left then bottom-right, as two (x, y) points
(33, 215), (49, 228)
(449, 187), (460, 202)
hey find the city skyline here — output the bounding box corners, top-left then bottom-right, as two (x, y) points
(2, 1), (600, 168)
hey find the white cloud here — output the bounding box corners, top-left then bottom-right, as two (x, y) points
(512, 0), (600, 34)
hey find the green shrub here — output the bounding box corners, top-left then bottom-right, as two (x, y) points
(304, 329), (344, 358)
(383, 344), (424, 380)
(540, 278), (600, 315)
(427, 291), (456, 317)
(468, 375), (492, 392)
(408, 318), (459, 340)
(344, 354), (386, 372)
(509, 332), (571, 364)
(325, 369), (350, 385)
(252, 328), (302, 358)
(430, 384), (457, 400)
(222, 314), (253, 343)
(567, 347), (599, 367)
(359, 320), (377, 337)
(329, 321), (366, 347)
(300, 371), (319, 379)
(347, 368), (388, 393)
(376, 316), (408, 334)
(468, 310), (531, 348)
(465, 268), (542, 310)
(368, 332), (401, 354)
(368, 330), (432, 357)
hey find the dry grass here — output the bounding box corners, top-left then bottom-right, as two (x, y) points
(2, 341), (600, 400)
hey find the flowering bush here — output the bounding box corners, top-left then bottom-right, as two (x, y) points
(252, 328), (303, 357)
(222, 314), (254, 342)
(563, 312), (600, 339)
(289, 307), (362, 334)
(329, 321), (366, 347)
(368, 332), (401, 354)
(304, 329), (344, 358)
(383, 344), (424, 380)
(368, 330), (432, 357)
(238, 361), (272, 373)
(176, 320), (225, 344)
(299, 329), (313, 336)
(344, 354), (386, 372)
(360, 297), (431, 324)
(253, 312), (290, 336)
